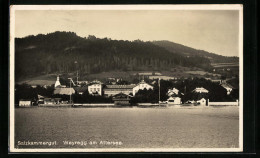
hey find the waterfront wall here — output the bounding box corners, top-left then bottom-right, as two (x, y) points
(138, 103), (159, 106)
(74, 103), (114, 107)
(208, 100), (239, 106)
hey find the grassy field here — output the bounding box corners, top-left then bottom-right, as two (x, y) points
(184, 71), (221, 76)
(16, 74), (57, 86)
(16, 66), (222, 86)
(15, 106), (239, 149)
(211, 63), (239, 68)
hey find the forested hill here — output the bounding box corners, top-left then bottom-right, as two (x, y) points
(153, 40), (239, 63)
(15, 31), (213, 80)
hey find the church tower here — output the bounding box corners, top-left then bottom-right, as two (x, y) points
(54, 76), (61, 88)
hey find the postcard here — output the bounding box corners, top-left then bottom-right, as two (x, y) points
(9, 4), (243, 152)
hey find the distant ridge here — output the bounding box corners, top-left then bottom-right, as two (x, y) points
(152, 40), (239, 63)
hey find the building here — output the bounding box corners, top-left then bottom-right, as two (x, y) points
(167, 88), (179, 96)
(88, 80), (102, 96)
(112, 93), (131, 106)
(196, 98), (207, 106)
(211, 79), (223, 84)
(19, 100), (31, 107)
(74, 86), (88, 95)
(192, 87), (209, 93)
(103, 84), (136, 97)
(54, 76), (61, 88)
(37, 94), (45, 104)
(53, 87), (75, 95)
(204, 77), (224, 84)
(167, 97), (181, 105)
(132, 80), (153, 96)
(77, 81), (89, 86)
(220, 83), (233, 95)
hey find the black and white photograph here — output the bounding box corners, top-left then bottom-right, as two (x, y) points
(9, 5), (243, 152)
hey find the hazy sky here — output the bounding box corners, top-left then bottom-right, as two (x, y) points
(15, 10), (240, 56)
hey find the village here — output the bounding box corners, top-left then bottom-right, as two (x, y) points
(17, 71), (239, 107)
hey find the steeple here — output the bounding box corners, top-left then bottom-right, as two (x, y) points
(54, 76), (61, 88)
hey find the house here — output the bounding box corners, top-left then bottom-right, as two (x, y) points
(77, 81), (89, 86)
(112, 93), (131, 106)
(37, 94), (45, 104)
(196, 98), (207, 106)
(132, 80), (153, 96)
(167, 97), (181, 105)
(211, 79), (223, 84)
(167, 88), (179, 96)
(103, 84), (136, 97)
(220, 83), (233, 95)
(53, 87), (75, 95)
(74, 86), (88, 95)
(204, 77), (224, 84)
(192, 87), (209, 93)
(19, 100), (31, 107)
(88, 80), (102, 96)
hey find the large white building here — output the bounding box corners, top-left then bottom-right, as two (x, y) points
(104, 84), (136, 97)
(133, 80), (153, 96)
(88, 80), (102, 96)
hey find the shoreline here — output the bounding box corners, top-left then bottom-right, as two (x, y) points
(16, 103), (238, 108)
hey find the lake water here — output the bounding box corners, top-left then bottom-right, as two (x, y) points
(15, 106), (239, 149)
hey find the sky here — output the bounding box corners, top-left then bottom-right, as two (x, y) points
(15, 10), (240, 57)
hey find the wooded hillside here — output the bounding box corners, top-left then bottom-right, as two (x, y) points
(16, 31), (231, 80)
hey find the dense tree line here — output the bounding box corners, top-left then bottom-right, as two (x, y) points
(73, 91), (113, 103)
(132, 78), (239, 103)
(15, 84), (54, 104)
(15, 31), (214, 81)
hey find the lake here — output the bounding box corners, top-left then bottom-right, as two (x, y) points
(15, 106), (239, 149)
